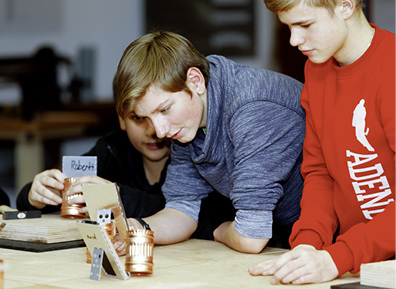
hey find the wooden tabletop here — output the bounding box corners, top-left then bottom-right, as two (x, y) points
(1, 238), (360, 289)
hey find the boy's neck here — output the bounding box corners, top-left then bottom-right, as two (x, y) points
(143, 156), (169, 185)
(336, 12), (375, 67)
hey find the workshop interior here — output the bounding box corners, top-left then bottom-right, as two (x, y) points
(0, 0), (394, 208)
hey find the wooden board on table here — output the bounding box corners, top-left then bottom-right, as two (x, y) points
(0, 213), (87, 244)
(360, 260), (396, 289)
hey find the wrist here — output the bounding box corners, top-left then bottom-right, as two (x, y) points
(135, 217), (151, 230)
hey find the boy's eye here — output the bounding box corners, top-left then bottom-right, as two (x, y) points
(160, 106), (170, 113)
(130, 115), (145, 121)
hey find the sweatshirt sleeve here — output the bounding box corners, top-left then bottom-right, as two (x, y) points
(229, 101), (304, 239)
(162, 142), (213, 222)
(289, 84), (339, 249)
(0, 187), (10, 206)
(326, 203), (395, 276)
(16, 183), (36, 211)
(16, 182), (61, 213)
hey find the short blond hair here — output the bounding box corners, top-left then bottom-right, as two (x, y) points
(114, 30), (210, 118)
(263, 0), (363, 15)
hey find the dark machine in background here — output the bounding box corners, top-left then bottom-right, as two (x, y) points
(0, 46), (72, 120)
(0, 46), (95, 121)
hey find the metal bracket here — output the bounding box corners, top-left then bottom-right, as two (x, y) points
(96, 209), (111, 224)
(90, 247), (104, 281)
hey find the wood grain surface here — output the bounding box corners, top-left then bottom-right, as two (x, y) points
(0, 213), (87, 243)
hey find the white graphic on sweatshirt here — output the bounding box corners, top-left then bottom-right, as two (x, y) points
(347, 99), (394, 220)
(347, 151), (394, 220)
(352, 99), (374, 151)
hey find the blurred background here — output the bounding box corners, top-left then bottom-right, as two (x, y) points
(0, 0), (394, 207)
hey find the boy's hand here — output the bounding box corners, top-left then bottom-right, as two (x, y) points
(65, 175), (112, 213)
(113, 237), (127, 256)
(28, 169), (65, 209)
(248, 244), (339, 284)
(112, 218), (142, 256)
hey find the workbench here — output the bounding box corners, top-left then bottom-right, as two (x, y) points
(1, 238), (360, 289)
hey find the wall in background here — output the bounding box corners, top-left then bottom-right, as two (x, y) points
(0, 0), (277, 104)
(0, 0), (394, 208)
(372, 0), (395, 33)
(0, 0), (394, 103)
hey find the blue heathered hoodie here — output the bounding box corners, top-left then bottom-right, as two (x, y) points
(163, 55), (305, 239)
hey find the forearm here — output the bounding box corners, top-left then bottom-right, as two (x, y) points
(214, 221), (269, 254)
(130, 208), (197, 245)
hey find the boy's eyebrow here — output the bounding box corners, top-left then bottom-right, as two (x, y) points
(290, 19), (311, 25)
(130, 110), (144, 118)
(279, 15), (312, 26)
(152, 99), (170, 113)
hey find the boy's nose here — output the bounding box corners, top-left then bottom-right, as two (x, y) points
(289, 29), (304, 47)
(151, 118), (168, 139)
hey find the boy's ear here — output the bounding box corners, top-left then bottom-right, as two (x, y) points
(186, 67), (206, 95)
(339, 0), (355, 19)
(118, 115), (127, 131)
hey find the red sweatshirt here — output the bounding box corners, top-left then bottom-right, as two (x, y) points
(290, 25), (395, 276)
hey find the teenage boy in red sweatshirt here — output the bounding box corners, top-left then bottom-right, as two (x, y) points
(249, 0), (395, 284)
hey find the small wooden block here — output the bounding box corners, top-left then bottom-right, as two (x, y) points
(360, 260), (396, 289)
